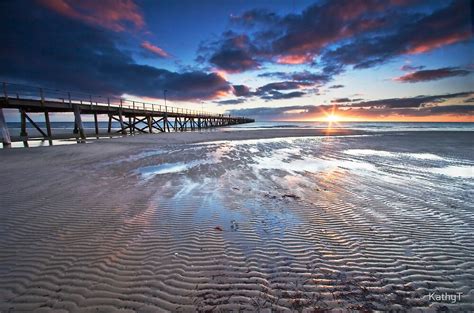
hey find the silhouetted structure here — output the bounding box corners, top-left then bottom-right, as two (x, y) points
(0, 82), (254, 147)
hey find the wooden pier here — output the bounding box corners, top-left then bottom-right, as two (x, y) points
(0, 82), (254, 147)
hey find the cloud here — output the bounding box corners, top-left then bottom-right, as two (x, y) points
(0, 1), (231, 101)
(256, 81), (310, 93)
(208, 1), (392, 71)
(427, 105), (474, 114)
(347, 91), (473, 108)
(258, 71), (331, 85)
(205, 33), (260, 73)
(329, 84), (344, 89)
(323, 0), (471, 69)
(215, 98), (247, 105)
(38, 0), (144, 32)
(141, 41), (170, 58)
(260, 91), (306, 100)
(232, 85), (252, 97)
(276, 54), (313, 65)
(400, 64), (425, 71)
(227, 105), (324, 118)
(332, 98), (352, 103)
(393, 67), (471, 83)
(208, 0), (471, 79)
(227, 91), (474, 119)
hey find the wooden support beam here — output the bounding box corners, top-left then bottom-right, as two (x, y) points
(164, 114), (170, 132)
(118, 109), (126, 135)
(152, 122), (164, 132)
(0, 107), (11, 147)
(177, 117), (184, 131)
(44, 110), (52, 138)
(73, 104), (86, 140)
(24, 113), (47, 137)
(129, 116), (147, 133)
(20, 109), (28, 138)
(147, 115), (152, 133)
(151, 117), (164, 132)
(128, 116), (133, 134)
(107, 114), (112, 133)
(94, 112), (99, 135)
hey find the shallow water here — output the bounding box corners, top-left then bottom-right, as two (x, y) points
(1, 131), (473, 311)
(127, 132), (474, 311)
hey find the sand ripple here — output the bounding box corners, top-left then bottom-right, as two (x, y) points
(1, 131), (473, 311)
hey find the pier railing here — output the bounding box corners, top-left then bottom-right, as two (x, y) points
(0, 81), (254, 147)
(1, 82), (243, 119)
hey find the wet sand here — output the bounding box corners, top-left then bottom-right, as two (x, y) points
(0, 129), (473, 312)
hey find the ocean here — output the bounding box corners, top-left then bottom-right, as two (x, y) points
(6, 121), (474, 132)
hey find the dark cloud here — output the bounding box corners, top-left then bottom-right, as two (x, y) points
(0, 1), (231, 101)
(347, 91), (473, 108)
(227, 105), (326, 118)
(393, 67), (471, 83)
(215, 98), (247, 105)
(400, 64), (425, 71)
(329, 84), (345, 89)
(38, 0), (145, 32)
(290, 71), (331, 84)
(332, 98), (352, 103)
(232, 84), (252, 97)
(258, 71), (330, 85)
(256, 81), (309, 93)
(230, 9), (280, 28)
(206, 33), (260, 73)
(260, 91), (306, 101)
(227, 92), (474, 119)
(330, 97), (364, 103)
(323, 0), (471, 69)
(208, 0), (471, 80)
(258, 71), (286, 78)
(428, 105), (474, 114)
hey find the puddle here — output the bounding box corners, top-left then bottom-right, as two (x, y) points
(344, 149), (444, 160)
(430, 166), (474, 178)
(136, 159), (216, 179)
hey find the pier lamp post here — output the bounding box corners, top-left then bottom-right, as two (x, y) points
(163, 89), (168, 108)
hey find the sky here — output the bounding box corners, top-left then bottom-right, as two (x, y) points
(1, 0), (473, 122)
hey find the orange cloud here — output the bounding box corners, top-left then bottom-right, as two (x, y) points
(141, 41), (170, 58)
(407, 32), (471, 54)
(276, 54), (313, 65)
(38, 0), (144, 32)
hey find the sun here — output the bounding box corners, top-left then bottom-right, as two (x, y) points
(325, 114), (340, 122)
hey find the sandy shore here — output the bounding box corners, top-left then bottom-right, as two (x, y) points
(0, 129), (473, 312)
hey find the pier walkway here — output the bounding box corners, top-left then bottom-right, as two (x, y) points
(0, 82), (254, 147)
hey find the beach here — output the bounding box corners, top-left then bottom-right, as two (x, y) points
(0, 129), (473, 312)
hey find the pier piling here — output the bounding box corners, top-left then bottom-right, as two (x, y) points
(0, 82), (254, 145)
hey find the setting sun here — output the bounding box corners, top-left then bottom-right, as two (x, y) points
(326, 114), (340, 122)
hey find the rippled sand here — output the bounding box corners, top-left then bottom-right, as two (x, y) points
(0, 130), (473, 312)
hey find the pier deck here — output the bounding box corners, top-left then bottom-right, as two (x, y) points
(0, 82), (254, 147)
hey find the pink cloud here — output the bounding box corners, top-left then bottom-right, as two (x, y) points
(276, 54), (313, 65)
(406, 32), (471, 54)
(141, 41), (170, 58)
(38, 0), (144, 32)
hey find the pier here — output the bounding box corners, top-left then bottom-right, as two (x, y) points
(0, 82), (254, 147)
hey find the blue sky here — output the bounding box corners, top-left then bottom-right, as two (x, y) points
(0, 0), (473, 121)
